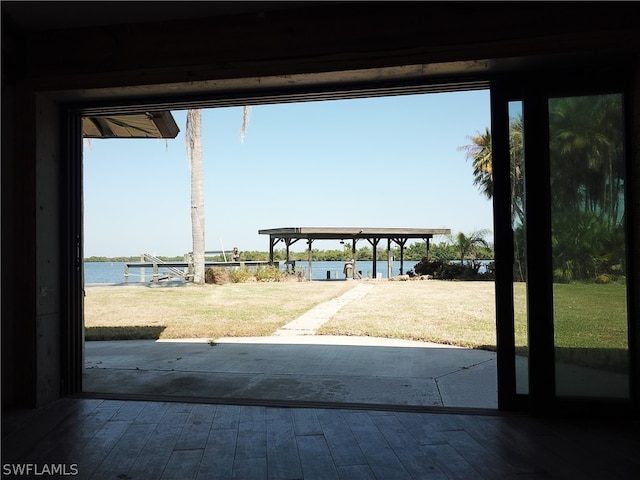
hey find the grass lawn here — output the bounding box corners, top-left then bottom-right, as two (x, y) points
(85, 280), (628, 363)
(84, 281), (355, 340)
(552, 282), (628, 350)
(318, 281), (499, 348)
(318, 280), (627, 352)
(552, 282), (628, 371)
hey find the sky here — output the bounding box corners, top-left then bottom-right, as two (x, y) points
(83, 90), (493, 257)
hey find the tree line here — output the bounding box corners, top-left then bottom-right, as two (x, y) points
(84, 236), (495, 264)
(463, 94), (625, 283)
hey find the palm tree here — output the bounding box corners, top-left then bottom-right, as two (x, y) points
(186, 109), (205, 284)
(459, 127), (492, 200)
(185, 106), (251, 284)
(460, 120), (524, 279)
(508, 114), (525, 227)
(549, 95), (624, 224)
(460, 120), (525, 226)
(448, 229), (490, 265)
(548, 95), (626, 282)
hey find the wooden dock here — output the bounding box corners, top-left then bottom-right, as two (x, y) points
(124, 259), (280, 283)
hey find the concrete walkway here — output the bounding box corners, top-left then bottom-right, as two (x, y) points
(84, 282), (498, 409)
(273, 283), (374, 336)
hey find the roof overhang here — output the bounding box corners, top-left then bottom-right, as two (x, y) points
(82, 111), (180, 139)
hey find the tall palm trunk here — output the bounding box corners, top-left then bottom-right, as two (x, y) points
(186, 109), (205, 284)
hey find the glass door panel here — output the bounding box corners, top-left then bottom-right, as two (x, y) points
(548, 94), (629, 399)
(509, 101), (529, 394)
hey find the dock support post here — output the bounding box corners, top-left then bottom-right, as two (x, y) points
(124, 265), (129, 283)
(396, 238), (407, 275)
(387, 239), (393, 279)
(351, 239), (357, 279)
(307, 239), (313, 281)
(367, 238), (380, 279)
(269, 236), (276, 264)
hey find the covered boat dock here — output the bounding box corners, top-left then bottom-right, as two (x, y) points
(258, 227), (451, 280)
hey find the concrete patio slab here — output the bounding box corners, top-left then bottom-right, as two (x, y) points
(84, 336), (498, 408)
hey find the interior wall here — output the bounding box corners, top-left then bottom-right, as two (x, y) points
(1, 91), (63, 409)
(1, 84), (37, 408)
(34, 94), (62, 405)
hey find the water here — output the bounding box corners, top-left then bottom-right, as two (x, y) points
(84, 262), (130, 284)
(83, 260), (422, 284)
(84, 259), (492, 284)
(290, 260), (420, 280)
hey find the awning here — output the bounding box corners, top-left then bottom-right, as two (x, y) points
(82, 111), (180, 139)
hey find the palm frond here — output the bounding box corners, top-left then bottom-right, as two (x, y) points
(240, 106), (251, 143)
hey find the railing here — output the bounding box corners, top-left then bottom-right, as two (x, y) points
(124, 254), (189, 283)
(124, 252), (282, 283)
(141, 253), (187, 278)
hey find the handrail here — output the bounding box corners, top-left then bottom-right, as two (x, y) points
(141, 253), (185, 278)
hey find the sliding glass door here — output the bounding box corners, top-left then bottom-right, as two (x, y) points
(492, 75), (632, 412)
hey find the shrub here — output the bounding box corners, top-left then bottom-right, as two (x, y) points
(281, 270), (306, 282)
(413, 257), (494, 280)
(205, 267), (229, 285)
(414, 258), (446, 277)
(440, 263), (468, 280)
(255, 265), (283, 282)
(229, 266), (254, 283)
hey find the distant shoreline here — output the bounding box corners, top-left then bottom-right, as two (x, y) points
(84, 254), (495, 262)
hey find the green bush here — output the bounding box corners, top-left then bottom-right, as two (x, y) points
(413, 259), (446, 276)
(413, 258), (494, 280)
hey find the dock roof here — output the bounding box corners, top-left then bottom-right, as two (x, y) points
(258, 227), (450, 241)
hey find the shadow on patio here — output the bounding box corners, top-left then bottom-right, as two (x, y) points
(83, 336), (498, 409)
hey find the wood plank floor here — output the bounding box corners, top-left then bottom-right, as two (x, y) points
(2, 398), (639, 480)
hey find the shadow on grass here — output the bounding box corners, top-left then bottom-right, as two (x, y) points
(556, 347), (628, 373)
(86, 326), (167, 341)
(511, 345), (627, 373)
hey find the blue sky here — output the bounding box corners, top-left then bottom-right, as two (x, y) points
(83, 90), (492, 257)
